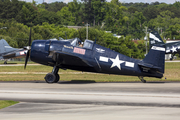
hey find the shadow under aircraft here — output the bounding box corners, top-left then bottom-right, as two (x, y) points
(0, 39), (27, 64)
(149, 31), (180, 60)
(24, 29), (166, 83)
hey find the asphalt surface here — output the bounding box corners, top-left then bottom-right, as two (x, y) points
(0, 81), (180, 120)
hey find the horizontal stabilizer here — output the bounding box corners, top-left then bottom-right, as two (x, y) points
(138, 63), (162, 71)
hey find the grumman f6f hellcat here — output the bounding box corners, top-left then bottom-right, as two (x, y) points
(25, 29), (166, 83)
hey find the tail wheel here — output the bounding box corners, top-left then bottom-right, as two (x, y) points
(45, 73), (56, 83)
(138, 76), (146, 83)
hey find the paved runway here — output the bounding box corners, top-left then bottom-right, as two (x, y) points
(0, 81), (180, 120)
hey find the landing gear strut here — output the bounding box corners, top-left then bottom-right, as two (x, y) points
(138, 76), (146, 83)
(170, 53), (175, 61)
(44, 66), (60, 83)
(4, 60), (7, 64)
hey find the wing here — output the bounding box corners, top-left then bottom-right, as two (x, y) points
(138, 63), (162, 72)
(3, 53), (16, 59)
(3, 50), (26, 59)
(50, 51), (93, 67)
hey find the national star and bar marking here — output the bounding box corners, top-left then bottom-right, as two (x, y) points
(171, 46), (177, 53)
(99, 55), (135, 70)
(110, 55), (125, 70)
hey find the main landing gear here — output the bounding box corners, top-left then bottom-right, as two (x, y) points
(4, 60), (7, 64)
(170, 53), (175, 61)
(44, 66), (60, 83)
(138, 76), (146, 83)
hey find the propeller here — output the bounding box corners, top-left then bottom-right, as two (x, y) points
(24, 28), (32, 69)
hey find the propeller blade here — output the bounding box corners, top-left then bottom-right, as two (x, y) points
(24, 28), (32, 69)
(24, 50), (30, 69)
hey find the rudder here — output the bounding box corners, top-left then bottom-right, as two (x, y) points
(149, 31), (164, 49)
(0, 39), (17, 54)
(142, 45), (165, 74)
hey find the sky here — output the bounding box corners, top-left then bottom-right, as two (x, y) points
(21, 0), (180, 4)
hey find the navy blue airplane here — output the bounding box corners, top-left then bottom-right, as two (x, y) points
(25, 30), (166, 83)
(149, 31), (180, 60)
(0, 39), (27, 64)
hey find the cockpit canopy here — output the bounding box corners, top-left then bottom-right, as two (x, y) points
(70, 38), (82, 46)
(83, 39), (94, 49)
(68, 38), (94, 49)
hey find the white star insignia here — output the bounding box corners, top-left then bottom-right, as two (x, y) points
(171, 46), (177, 53)
(110, 55), (125, 70)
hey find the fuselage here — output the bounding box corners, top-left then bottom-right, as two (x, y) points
(30, 39), (164, 78)
(165, 42), (180, 54)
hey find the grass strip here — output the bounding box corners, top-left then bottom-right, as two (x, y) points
(0, 62), (179, 82)
(0, 73), (178, 82)
(0, 100), (19, 109)
(0, 61), (35, 64)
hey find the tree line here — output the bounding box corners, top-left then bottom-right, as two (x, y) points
(1, 0), (180, 39)
(0, 20), (145, 59)
(1, 0), (180, 58)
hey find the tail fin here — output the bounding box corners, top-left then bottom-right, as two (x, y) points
(0, 39), (17, 54)
(139, 45), (165, 74)
(149, 31), (164, 49)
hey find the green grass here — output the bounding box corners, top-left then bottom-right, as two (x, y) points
(0, 73), (140, 82)
(0, 62), (180, 82)
(164, 62), (180, 81)
(0, 65), (52, 72)
(0, 61), (34, 64)
(0, 100), (19, 109)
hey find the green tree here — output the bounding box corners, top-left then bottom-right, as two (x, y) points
(56, 7), (75, 25)
(16, 3), (38, 26)
(104, 0), (127, 33)
(165, 24), (180, 39)
(91, 0), (106, 26)
(43, 2), (67, 12)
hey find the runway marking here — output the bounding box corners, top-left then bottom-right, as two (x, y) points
(0, 91), (180, 98)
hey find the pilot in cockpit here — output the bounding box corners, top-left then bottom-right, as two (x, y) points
(78, 41), (83, 47)
(71, 38), (84, 47)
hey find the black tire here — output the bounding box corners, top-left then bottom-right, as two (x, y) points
(54, 74), (60, 83)
(44, 73), (56, 83)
